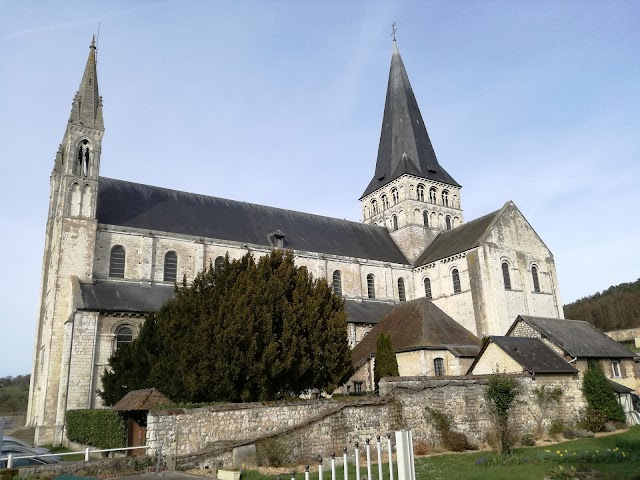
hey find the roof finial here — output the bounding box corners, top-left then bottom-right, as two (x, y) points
(391, 22), (397, 42)
(90, 34), (96, 49)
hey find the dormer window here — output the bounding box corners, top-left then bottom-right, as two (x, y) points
(269, 230), (285, 249)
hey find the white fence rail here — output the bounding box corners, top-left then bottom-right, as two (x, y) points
(0, 445), (149, 469)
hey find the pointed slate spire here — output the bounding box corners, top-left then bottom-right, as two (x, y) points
(69, 35), (103, 128)
(361, 39), (458, 199)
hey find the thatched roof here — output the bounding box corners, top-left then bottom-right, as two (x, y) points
(111, 388), (172, 411)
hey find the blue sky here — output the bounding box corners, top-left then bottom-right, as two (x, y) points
(1, 1), (638, 377)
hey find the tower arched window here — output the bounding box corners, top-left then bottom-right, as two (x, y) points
(76, 139), (91, 177)
(424, 277), (432, 300)
(214, 256), (225, 273)
(423, 211), (429, 227)
(398, 278), (406, 302)
(367, 274), (375, 299)
(429, 187), (437, 204)
(532, 265), (540, 293)
(333, 270), (342, 296)
(452, 268), (461, 294)
(115, 326), (133, 351)
(381, 194), (389, 210)
(445, 215), (452, 230)
(391, 188), (399, 205)
(417, 184), (425, 202)
(392, 214), (398, 231)
(163, 251), (178, 282)
(434, 357), (445, 376)
(442, 190), (449, 207)
(371, 200), (378, 215)
(109, 245), (126, 278)
(502, 262), (511, 290)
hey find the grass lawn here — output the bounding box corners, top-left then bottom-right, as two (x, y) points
(242, 427), (640, 480)
(43, 445), (86, 462)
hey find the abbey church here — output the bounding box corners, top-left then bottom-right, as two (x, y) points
(28, 37), (564, 445)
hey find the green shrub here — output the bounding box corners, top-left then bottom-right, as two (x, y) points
(66, 409), (125, 449)
(424, 407), (468, 452)
(520, 433), (535, 446)
(582, 360), (626, 423)
(485, 372), (520, 454)
(577, 405), (609, 433)
(562, 429), (577, 439)
(256, 436), (292, 467)
(548, 418), (566, 436)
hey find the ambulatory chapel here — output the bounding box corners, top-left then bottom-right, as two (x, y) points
(28, 37), (564, 444)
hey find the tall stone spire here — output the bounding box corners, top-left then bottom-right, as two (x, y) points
(361, 39), (458, 199)
(69, 35), (103, 128)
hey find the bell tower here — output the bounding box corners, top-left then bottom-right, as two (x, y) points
(28, 36), (104, 445)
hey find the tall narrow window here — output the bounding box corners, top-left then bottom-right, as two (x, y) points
(371, 200), (378, 215)
(452, 268), (461, 294)
(391, 188), (399, 205)
(502, 262), (511, 290)
(164, 251), (178, 282)
(611, 360), (622, 378)
(333, 270), (342, 296)
(429, 187), (437, 204)
(367, 274), (375, 299)
(434, 357), (445, 376)
(214, 256), (225, 273)
(115, 326), (133, 350)
(417, 184), (425, 202)
(381, 194), (389, 209)
(442, 190), (449, 207)
(424, 277), (432, 300)
(445, 215), (452, 230)
(423, 211), (429, 227)
(398, 278), (406, 302)
(532, 265), (540, 292)
(392, 215), (398, 231)
(109, 245), (126, 278)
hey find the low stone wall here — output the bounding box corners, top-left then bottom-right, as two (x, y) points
(605, 328), (640, 342)
(11, 456), (152, 479)
(146, 374), (586, 468)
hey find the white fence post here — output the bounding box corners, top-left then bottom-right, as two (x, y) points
(376, 436), (383, 480)
(7, 454), (12, 469)
(331, 452), (336, 480)
(365, 438), (372, 480)
(386, 434), (394, 480)
(355, 442), (360, 480)
(85, 447), (90, 462)
(343, 447), (349, 480)
(408, 431), (415, 480)
(305, 465), (310, 480)
(394, 431), (414, 480)
(318, 456), (323, 480)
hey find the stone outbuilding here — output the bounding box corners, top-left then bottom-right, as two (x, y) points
(347, 298), (481, 392)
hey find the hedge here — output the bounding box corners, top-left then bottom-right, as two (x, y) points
(66, 409), (126, 449)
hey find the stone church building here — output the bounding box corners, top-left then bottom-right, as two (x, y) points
(28, 37), (564, 444)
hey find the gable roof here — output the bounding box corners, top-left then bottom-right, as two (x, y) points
(78, 280), (391, 326)
(96, 177), (409, 265)
(510, 315), (637, 359)
(474, 336), (578, 374)
(351, 298), (480, 367)
(414, 204), (506, 266)
(112, 388), (171, 411)
(361, 42), (458, 199)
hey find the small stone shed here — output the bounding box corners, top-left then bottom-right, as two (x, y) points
(112, 388), (171, 455)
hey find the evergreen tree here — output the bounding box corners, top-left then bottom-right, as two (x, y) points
(100, 251), (353, 405)
(373, 333), (399, 391)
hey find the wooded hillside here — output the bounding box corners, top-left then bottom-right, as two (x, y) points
(564, 278), (640, 331)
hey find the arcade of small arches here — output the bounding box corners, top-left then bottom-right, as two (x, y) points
(363, 182), (461, 220)
(371, 209), (461, 231)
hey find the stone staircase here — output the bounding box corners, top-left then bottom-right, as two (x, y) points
(5, 426), (35, 446)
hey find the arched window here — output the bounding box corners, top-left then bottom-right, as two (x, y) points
(76, 139), (90, 176)
(445, 215), (452, 230)
(392, 215), (398, 231)
(333, 270), (342, 296)
(367, 274), (375, 299)
(109, 245), (125, 278)
(423, 211), (429, 227)
(69, 182), (81, 216)
(214, 256), (225, 273)
(452, 268), (461, 294)
(423, 277), (432, 299)
(381, 194), (389, 210)
(502, 262), (511, 290)
(532, 265), (540, 293)
(164, 251), (178, 282)
(417, 184), (425, 202)
(115, 326), (133, 350)
(429, 187), (437, 204)
(371, 200), (378, 215)
(453, 195), (458, 209)
(434, 357), (445, 376)
(398, 278), (406, 302)
(442, 190), (449, 207)
(391, 188), (399, 205)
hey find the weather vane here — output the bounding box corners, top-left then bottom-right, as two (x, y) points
(391, 22), (397, 41)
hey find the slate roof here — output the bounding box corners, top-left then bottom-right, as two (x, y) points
(361, 42), (459, 199)
(96, 177), (408, 264)
(480, 336), (578, 374)
(78, 280), (392, 325)
(414, 205), (505, 266)
(510, 316), (638, 359)
(351, 298), (481, 367)
(112, 388), (171, 411)
(608, 380), (633, 394)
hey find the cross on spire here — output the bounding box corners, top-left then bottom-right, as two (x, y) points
(391, 22), (397, 42)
